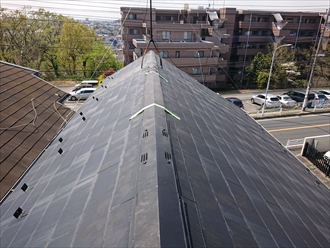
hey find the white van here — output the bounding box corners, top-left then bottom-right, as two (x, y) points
(74, 80), (98, 88)
(69, 88), (96, 101)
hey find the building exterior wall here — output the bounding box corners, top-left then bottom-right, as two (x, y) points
(121, 7), (329, 90)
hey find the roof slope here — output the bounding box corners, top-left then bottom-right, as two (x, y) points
(0, 61), (74, 199)
(0, 52), (329, 247)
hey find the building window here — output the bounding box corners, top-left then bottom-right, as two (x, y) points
(163, 16), (173, 21)
(129, 29), (139, 35)
(192, 68), (203, 75)
(162, 31), (171, 40)
(251, 31), (259, 36)
(184, 31), (192, 40)
(250, 17), (256, 22)
(261, 31), (268, 36)
(290, 31), (297, 36)
(262, 17), (269, 22)
(194, 51), (204, 58)
(129, 13), (137, 20)
(160, 51), (169, 58)
(308, 19), (316, 23)
(286, 18), (293, 23)
(175, 51), (180, 58)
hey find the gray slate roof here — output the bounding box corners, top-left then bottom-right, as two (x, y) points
(0, 61), (73, 200)
(0, 51), (329, 247)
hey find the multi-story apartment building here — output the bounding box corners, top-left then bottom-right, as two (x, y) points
(222, 9), (329, 89)
(120, 6), (230, 90)
(121, 6), (329, 90)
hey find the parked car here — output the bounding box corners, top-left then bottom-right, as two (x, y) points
(251, 94), (281, 108)
(283, 90), (315, 103)
(69, 88), (96, 101)
(226, 97), (244, 109)
(277, 95), (297, 108)
(317, 90), (330, 100)
(72, 83), (93, 92)
(310, 91), (329, 108)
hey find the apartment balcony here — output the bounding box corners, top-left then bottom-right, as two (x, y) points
(232, 74), (246, 81)
(216, 74), (226, 82)
(163, 57), (219, 67)
(142, 21), (211, 30)
(238, 21), (272, 29)
(191, 74), (217, 83)
(236, 35), (271, 43)
(236, 48), (267, 56)
(122, 19), (144, 27)
(133, 39), (215, 49)
(212, 43), (230, 54)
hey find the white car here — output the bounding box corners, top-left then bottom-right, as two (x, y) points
(277, 95), (297, 108)
(69, 88), (96, 101)
(318, 90), (330, 100)
(251, 94), (281, 108)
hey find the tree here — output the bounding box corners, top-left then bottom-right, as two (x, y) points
(245, 45), (297, 89)
(0, 7), (122, 81)
(82, 41), (122, 79)
(58, 19), (96, 75)
(0, 7), (66, 70)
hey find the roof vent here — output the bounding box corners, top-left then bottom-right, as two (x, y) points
(13, 207), (27, 219)
(59, 137), (63, 143)
(143, 129), (149, 138)
(165, 152), (172, 163)
(96, 98), (99, 101)
(80, 112), (83, 116)
(105, 86), (107, 89)
(21, 183), (29, 192)
(141, 153), (148, 164)
(162, 129), (168, 137)
(82, 117), (86, 121)
(314, 180), (320, 186)
(58, 148), (63, 155)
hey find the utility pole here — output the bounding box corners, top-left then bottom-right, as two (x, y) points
(302, 9), (329, 111)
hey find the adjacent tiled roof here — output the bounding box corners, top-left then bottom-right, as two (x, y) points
(0, 61), (74, 200)
(0, 52), (329, 247)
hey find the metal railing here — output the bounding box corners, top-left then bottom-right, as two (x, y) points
(286, 138), (305, 148)
(302, 143), (330, 177)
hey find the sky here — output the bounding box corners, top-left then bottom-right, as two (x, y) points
(1, 0), (330, 21)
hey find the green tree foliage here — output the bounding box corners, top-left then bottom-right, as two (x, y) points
(0, 7), (121, 81)
(59, 19), (96, 75)
(313, 45), (330, 86)
(246, 45), (298, 89)
(82, 41), (122, 79)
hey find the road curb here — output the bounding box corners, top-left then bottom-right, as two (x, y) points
(250, 108), (330, 119)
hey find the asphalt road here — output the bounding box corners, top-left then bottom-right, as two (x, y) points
(257, 113), (330, 145)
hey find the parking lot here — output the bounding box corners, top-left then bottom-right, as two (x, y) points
(58, 84), (329, 114)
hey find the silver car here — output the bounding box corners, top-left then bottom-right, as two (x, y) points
(69, 88), (96, 101)
(251, 94), (281, 108)
(277, 95), (297, 108)
(318, 90), (330, 100)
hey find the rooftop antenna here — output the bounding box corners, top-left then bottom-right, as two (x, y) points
(141, 0), (163, 68)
